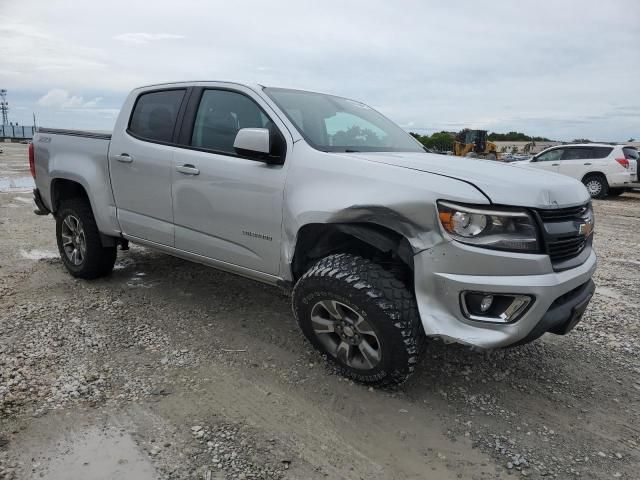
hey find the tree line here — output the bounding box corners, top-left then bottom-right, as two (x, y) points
(410, 131), (552, 151)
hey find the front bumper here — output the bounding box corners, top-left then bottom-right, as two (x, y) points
(413, 241), (597, 348)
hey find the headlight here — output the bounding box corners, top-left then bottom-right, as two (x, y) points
(437, 201), (539, 252)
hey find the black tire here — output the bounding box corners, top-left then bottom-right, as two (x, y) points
(292, 253), (425, 387)
(608, 188), (625, 197)
(582, 174), (609, 199)
(55, 198), (117, 279)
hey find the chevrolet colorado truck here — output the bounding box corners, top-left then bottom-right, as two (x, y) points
(30, 82), (597, 386)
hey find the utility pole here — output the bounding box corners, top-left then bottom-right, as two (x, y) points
(0, 89), (8, 125)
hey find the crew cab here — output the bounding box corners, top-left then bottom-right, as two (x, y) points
(30, 82), (597, 385)
(515, 144), (638, 198)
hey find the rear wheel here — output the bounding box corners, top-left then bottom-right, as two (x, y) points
(292, 253), (425, 387)
(55, 198), (117, 279)
(582, 174), (609, 199)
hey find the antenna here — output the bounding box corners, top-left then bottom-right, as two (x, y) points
(0, 89), (8, 125)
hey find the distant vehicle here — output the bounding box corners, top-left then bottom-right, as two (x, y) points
(453, 129), (499, 160)
(514, 144), (637, 198)
(626, 147), (639, 182)
(30, 81), (597, 385)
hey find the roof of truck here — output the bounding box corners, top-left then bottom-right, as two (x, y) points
(135, 80), (263, 90)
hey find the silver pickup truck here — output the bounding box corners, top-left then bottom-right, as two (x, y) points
(30, 81), (597, 385)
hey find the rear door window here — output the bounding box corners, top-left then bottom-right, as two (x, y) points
(561, 147), (592, 160)
(591, 146), (613, 159)
(128, 89), (186, 143)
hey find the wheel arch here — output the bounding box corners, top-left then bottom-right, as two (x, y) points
(291, 222), (414, 284)
(50, 177), (90, 213)
(50, 178), (117, 247)
(581, 171), (608, 183)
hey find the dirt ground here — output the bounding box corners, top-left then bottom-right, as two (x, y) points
(0, 142), (638, 479)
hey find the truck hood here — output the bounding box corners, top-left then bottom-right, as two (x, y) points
(343, 152), (590, 209)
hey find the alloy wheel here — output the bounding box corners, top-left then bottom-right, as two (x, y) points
(310, 299), (382, 370)
(60, 214), (86, 266)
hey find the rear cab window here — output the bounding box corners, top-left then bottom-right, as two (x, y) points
(128, 89), (186, 143)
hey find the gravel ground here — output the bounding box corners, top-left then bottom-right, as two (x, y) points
(0, 142), (638, 479)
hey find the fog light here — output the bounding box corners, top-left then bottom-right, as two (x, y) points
(480, 295), (493, 312)
(461, 292), (533, 323)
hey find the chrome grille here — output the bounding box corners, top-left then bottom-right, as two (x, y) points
(538, 204), (589, 222)
(547, 236), (587, 262)
(536, 203), (591, 265)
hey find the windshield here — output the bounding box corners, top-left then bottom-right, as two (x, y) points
(264, 87), (425, 153)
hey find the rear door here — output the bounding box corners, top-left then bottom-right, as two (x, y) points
(109, 88), (188, 246)
(557, 146), (596, 180)
(170, 86), (290, 275)
(529, 148), (564, 173)
(556, 146), (614, 182)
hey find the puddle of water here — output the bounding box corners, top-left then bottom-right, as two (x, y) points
(43, 426), (156, 480)
(19, 249), (59, 260)
(126, 277), (159, 289)
(0, 176), (35, 192)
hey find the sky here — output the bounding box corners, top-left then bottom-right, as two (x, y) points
(1, 0), (638, 141)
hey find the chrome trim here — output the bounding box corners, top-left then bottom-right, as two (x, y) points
(460, 291), (533, 324)
(437, 201), (530, 218)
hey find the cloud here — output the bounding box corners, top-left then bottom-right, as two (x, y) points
(113, 32), (185, 45)
(3, 1), (640, 139)
(37, 89), (102, 109)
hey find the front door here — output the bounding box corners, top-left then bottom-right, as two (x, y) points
(109, 88), (187, 246)
(530, 148), (564, 174)
(171, 87), (289, 275)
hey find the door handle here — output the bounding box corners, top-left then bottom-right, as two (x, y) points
(583, 162), (592, 165)
(551, 163), (559, 166)
(176, 164), (200, 175)
(115, 153), (134, 163)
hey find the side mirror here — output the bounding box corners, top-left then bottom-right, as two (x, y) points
(234, 127), (270, 154)
(233, 127), (285, 165)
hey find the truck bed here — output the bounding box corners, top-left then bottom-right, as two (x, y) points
(33, 127), (118, 237)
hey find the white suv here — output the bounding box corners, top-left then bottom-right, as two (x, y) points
(516, 144), (638, 198)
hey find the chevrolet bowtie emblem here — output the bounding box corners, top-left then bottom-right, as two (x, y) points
(579, 221), (593, 236)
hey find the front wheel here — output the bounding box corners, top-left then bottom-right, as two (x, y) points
(55, 198), (117, 279)
(292, 254), (425, 387)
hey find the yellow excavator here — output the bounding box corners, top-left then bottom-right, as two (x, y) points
(453, 129), (499, 160)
